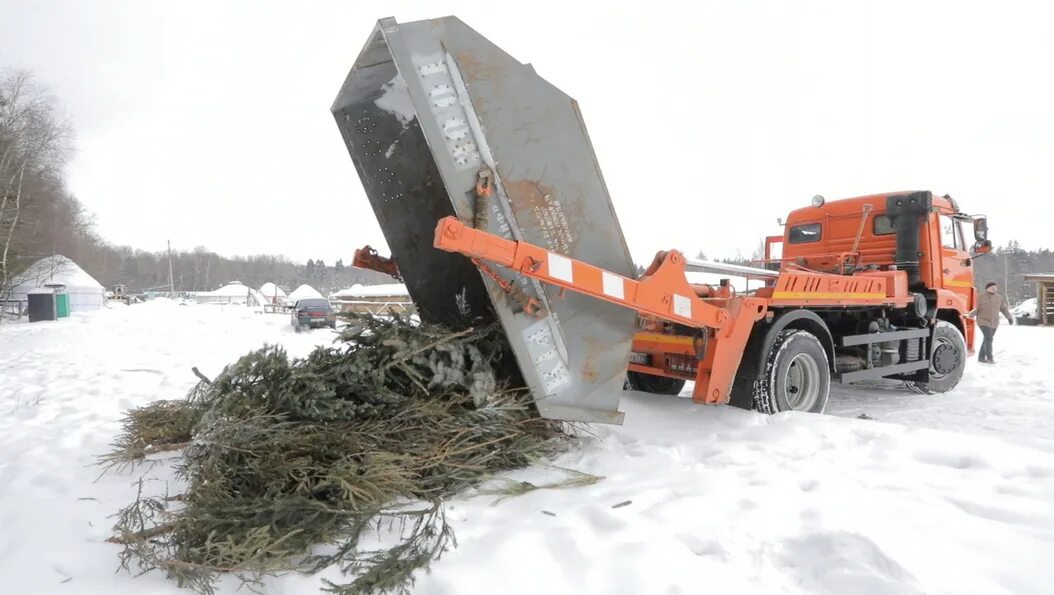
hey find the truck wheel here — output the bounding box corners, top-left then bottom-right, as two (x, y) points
(907, 320), (965, 394)
(627, 371), (686, 395)
(754, 330), (830, 414)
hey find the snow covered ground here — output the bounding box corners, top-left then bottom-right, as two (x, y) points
(1, 302), (1052, 594)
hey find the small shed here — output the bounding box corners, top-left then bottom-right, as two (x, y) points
(1024, 274), (1054, 325)
(329, 283), (413, 315)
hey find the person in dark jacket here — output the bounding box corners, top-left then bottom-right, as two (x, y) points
(971, 281), (1014, 364)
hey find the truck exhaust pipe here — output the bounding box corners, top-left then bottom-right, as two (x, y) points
(886, 191), (932, 288)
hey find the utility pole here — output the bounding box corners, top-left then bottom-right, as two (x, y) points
(168, 240), (175, 298)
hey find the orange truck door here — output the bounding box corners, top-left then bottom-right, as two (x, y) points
(938, 215), (976, 347)
(938, 215), (973, 296)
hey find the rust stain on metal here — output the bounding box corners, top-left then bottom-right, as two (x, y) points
(504, 178), (575, 256)
(580, 338), (604, 383)
(505, 179), (551, 210)
(454, 49), (511, 113)
(455, 50), (495, 82)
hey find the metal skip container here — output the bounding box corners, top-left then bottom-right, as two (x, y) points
(332, 17), (637, 424)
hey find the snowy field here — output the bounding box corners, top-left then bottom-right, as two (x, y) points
(1, 301), (1052, 594)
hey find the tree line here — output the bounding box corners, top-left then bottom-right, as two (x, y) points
(0, 70), (82, 296)
(974, 241), (1054, 306)
(0, 70), (390, 300)
(84, 247), (392, 295)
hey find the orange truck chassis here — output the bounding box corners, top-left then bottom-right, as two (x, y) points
(432, 190), (992, 413)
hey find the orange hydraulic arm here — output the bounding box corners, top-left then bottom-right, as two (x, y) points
(352, 245), (401, 280)
(433, 216), (770, 405)
(434, 216), (730, 328)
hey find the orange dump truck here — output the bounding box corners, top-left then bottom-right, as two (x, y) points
(334, 17), (992, 423)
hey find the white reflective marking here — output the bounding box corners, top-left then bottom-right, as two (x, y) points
(548, 254), (574, 283)
(602, 272), (624, 300)
(542, 362), (571, 392)
(673, 294), (692, 319)
(419, 62), (447, 75)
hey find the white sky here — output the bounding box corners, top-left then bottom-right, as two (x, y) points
(2, 0), (1052, 265)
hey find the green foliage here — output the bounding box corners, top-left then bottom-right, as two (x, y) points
(100, 398), (204, 471)
(107, 314), (571, 594)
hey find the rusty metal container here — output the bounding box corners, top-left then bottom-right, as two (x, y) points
(332, 16), (636, 423)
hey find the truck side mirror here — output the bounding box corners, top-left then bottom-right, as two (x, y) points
(973, 217), (988, 242)
(972, 239), (992, 256)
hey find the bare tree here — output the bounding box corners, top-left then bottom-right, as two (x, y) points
(0, 70), (73, 300)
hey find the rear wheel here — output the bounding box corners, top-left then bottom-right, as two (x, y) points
(907, 320), (965, 394)
(627, 371), (687, 395)
(754, 330), (830, 414)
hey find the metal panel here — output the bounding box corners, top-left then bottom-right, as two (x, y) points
(684, 258), (780, 279)
(332, 17), (637, 424)
(839, 328), (930, 347)
(838, 360), (930, 383)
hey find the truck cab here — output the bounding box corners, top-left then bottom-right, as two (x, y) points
(777, 192), (990, 351)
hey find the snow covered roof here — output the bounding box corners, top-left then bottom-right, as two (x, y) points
(7, 255), (104, 294)
(288, 284), (324, 301)
(330, 283), (409, 299)
(259, 282), (287, 298)
(205, 282), (255, 297)
(1025, 273), (1054, 282)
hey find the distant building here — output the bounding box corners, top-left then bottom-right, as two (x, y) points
(329, 284), (413, 315)
(3, 255), (106, 314)
(196, 282), (265, 306)
(287, 284), (324, 303)
(259, 282), (287, 304)
(1023, 274), (1054, 325)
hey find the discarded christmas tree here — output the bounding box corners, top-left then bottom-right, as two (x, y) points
(106, 314), (574, 594)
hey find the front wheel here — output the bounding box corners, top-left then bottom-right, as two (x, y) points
(627, 371), (687, 395)
(754, 330), (831, 414)
(907, 320), (965, 394)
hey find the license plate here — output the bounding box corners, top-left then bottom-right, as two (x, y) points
(629, 352), (650, 365)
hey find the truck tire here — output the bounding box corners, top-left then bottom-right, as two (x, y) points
(754, 330), (830, 414)
(627, 371), (686, 395)
(907, 320), (966, 394)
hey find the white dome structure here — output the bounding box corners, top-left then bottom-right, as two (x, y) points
(259, 282), (287, 303)
(4, 255), (106, 312)
(288, 284), (324, 302)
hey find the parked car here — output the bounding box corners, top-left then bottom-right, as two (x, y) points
(291, 298), (337, 331)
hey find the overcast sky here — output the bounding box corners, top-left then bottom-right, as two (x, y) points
(1, 0), (1052, 266)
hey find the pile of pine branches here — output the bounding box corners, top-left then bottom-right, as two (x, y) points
(105, 314), (572, 594)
